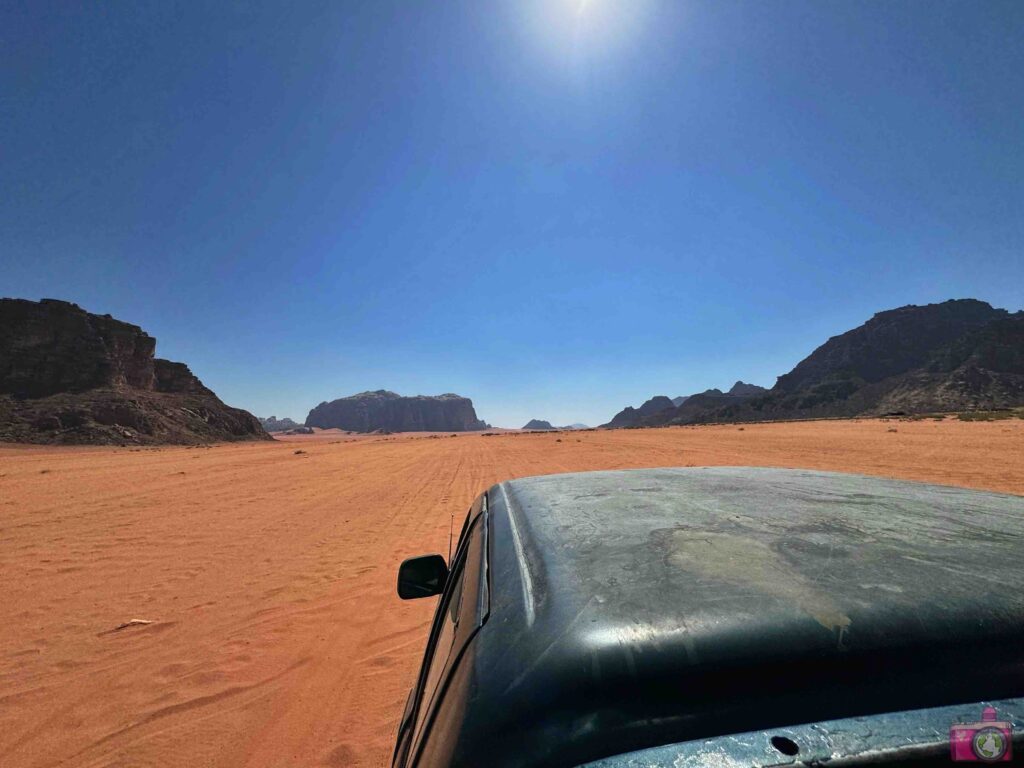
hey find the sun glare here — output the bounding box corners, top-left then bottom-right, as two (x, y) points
(562, 0), (653, 50)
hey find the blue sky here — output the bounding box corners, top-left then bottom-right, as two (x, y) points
(3, 1), (1023, 428)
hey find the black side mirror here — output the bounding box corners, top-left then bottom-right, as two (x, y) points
(397, 554), (448, 600)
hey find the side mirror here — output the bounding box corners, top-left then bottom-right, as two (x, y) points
(397, 554), (448, 600)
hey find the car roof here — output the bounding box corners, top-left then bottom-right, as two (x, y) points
(450, 467), (1024, 767)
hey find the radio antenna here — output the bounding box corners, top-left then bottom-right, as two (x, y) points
(447, 509), (455, 563)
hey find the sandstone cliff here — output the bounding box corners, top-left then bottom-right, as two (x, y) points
(0, 299), (269, 444)
(305, 390), (488, 433)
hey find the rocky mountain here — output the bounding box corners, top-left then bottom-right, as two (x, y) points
(603, 395), (676, 428)
(656, 386), (767, 426)
(0, 298), (269, 444)
(305, 390), (488, 433)
(522, 419), (555, 430)
(604, 299), (1023, 428)
(260, 416), (301, 432)
(563, 423), (590, 430)
(727, 381), (768, 397)
(773, 300), (1002, 395)
(603, 387), (767, 428)
(705, 300), (1023, 422)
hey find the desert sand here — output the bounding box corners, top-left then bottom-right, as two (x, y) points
(2, 419), (1022, 767)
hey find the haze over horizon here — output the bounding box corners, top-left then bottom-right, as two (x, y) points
(4, 1), (1023, 428)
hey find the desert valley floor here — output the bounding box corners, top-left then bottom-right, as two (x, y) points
(2, 419), (1023, 768)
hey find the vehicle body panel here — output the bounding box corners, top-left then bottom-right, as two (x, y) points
(396, 467), (1024, 768)
(581, 697), (1024, 767)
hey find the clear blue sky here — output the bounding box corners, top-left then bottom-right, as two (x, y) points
(3, 1), (1022, 428)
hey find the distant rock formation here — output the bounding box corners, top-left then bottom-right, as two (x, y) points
(305, 390), (488, 433)
(260, 416), (301, 432)
(602, 299), (1024, 427)
(706, 299), (1024, 422)
(727, 381), (768, 397)
(522, 419), (555, 430)
(604, 395), (676, 428)
(522, 420), (590, 430)
(604, 384), (773, 428)
(0, 298), (269, 444)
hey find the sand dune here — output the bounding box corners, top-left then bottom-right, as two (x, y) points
(1, 419), (1022, 767)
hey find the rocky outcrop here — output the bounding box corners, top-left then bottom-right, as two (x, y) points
(774, 300), (1004, 395)
(1, 299), (157, 397)
(0, 298), (269, 445)
(522, 419), (555, 430)
(153, 359), (212, 394)
(305, 390), (488, 433)
(260, 416), (301, 432)
(727, 381), (768, 397)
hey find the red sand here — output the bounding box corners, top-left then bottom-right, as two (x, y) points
(1, 418), (1022, 767)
